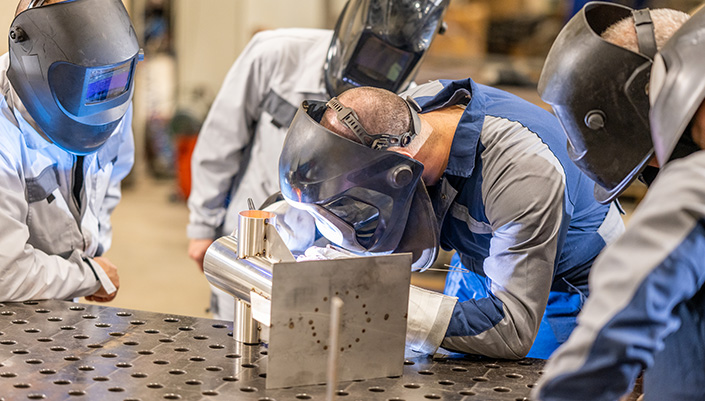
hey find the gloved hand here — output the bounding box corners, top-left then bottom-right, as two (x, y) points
(262, 200), (318, 254)
(296, 244), (356, 261)
(406, 284), (457, 355)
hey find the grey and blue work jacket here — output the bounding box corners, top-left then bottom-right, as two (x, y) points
(533, 151), (705, 401)
(187, 28), (332, 242)
(404, 78), (624, 359)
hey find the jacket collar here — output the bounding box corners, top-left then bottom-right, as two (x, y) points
(414, 78), (487, 178)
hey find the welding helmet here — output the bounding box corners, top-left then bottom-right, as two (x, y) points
(325, 0), (449, 97)
(279, 99), (439, 270)
(538, 2), (656, 203)
(7, 0), (141, 155)
(649, 6), (705, 166)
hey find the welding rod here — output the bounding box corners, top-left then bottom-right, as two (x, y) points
(326, 296), (344, 401)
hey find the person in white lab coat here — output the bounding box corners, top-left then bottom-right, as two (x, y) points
(0, 0), (141, 302)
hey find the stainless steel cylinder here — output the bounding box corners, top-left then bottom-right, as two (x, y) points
(233, 298), (260, 345)
(237, 210), (276, 259)
(203, 209), (281, 345)
(203, 235), (273, 302)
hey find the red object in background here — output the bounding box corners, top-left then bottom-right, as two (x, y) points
(174, 134), (198, 200)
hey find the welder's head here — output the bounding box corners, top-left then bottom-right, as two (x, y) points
(538, 2), (688, 202)
(324, 0), (449, 97)
(278, 88), (439, 271)
(321, 86), (421, 150)
(649, 5), (705, 166)
(8, 0), (142, 155)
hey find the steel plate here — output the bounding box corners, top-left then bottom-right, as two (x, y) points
(0, 300), (547, 401)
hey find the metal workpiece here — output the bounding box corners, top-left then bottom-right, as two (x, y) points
(203, 209), (296, 303)
(236, 210), (287, 261)
(235, 210), (295, 263)
(203, 209), (297, 346)
(237, 210), (271, 259)
(233, 299), (260, 346)
(267, 254), (412, 389)
(203, 235), (273, 303)
(0, 300), (545, 400)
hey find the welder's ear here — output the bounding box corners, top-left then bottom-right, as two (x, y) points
(389, 147), (414, 158)
(693, 101), (705, 149)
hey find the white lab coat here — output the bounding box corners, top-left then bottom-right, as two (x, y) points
(187, 28), (332, 320)
(0, 53), (135, 301)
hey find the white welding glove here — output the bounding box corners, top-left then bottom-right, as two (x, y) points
(406, 284), (457, 355)
(262, 200), (317, 254)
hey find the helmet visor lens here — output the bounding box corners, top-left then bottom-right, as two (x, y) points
(324, 192), (388, 249)
(50, 57), (137, 119)
(85, 60), (133, 104)
(344, 33), (418, 91)
(326, 0), (448, 95)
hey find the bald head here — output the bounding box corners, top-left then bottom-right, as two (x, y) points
(322, 86), (412, 146)
(601, 8), (690, 52)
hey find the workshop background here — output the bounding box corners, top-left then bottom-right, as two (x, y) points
(0, 0), (700, 318)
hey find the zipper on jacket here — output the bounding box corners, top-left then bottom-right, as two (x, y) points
(72, 155), (84, 210)
(70, 154), (87, 251)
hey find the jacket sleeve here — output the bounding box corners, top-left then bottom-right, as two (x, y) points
(187, 32), (274, 240)
(441, 117), (568, 359)
(533, 154), (705, 401)
(0, 149), (101, 302)
(97, 105), (135, 253)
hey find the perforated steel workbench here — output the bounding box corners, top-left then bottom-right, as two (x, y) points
(0, 300), (545, 401)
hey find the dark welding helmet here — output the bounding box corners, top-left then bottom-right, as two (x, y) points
(279, 100), (439, 270)
(324, 0), (449, 97)
(7, 0), (142, 155)
(538, 2), (657, 203)
(649, 6), (705, 166)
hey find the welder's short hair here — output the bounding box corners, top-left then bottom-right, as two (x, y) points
(322, 86), (412, 146)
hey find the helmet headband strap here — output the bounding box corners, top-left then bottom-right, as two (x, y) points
(326, 96), (421, 150)
(632, 9), (657, 59)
